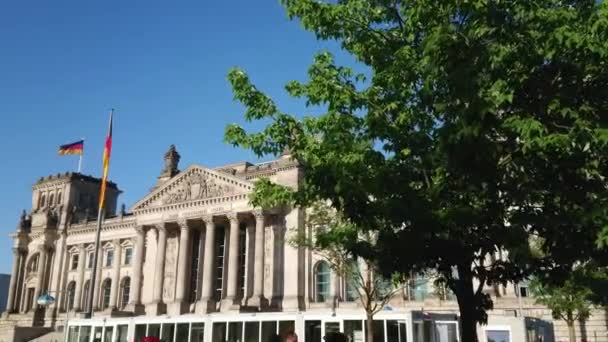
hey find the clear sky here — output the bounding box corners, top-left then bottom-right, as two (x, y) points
(0, 1), (359, 273)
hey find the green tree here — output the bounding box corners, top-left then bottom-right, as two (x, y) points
(293, 201), (403, 342)
(225, 1), (608, 341)
(530, 271), (592, 342)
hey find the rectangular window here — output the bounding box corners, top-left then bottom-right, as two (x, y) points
(161, 323), (175, 342)
(116, 325), (128, 342)
(304, 321), (321, 342)
(175, 323), (189, 342)
(189, 230), (202, 303)
(228, 322), (243, 342)
(387, 320), (407, 342)
(124, 247), (133, 265)
(239, 225), (247, 298)
(103, 326), (113, 342)
(134, 325), (147, 342)
(79, 326), (91, 342)
(212, 322), (227, 342)
(279, 321), (296, 340)
(486, 330), (510, 342)
(67, 326), (79, 342)
(344, 320), (363, 342)
(261, 321), (278, 342)
(71, 254), (79, 270)
(435, 322), (458, 342)
(87, 251), (94, 269)
(105, 250), (114, 267)
(373, 320), (385, 342)
(190, 322), (205, 342)
(93, 327), (102, 342)
(214, 227), (226, 301)
(148, 324), (161, 338)
(414, 321), (433, 342)
(244, 322), (260, 342)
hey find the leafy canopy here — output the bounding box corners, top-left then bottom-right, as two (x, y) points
(225, 0), (608, 337)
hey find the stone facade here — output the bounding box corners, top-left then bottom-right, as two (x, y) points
(0, 145), (606, 342)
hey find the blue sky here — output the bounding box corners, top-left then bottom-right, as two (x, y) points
(0, 1), (359, 273)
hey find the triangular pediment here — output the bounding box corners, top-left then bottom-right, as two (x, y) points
(131, 165), (254, 211)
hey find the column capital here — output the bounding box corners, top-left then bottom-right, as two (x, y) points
(112, 239), (121, 246)
(252, 209), (265, 220)
(36, 244), (48, 253)
(226, 212), (239, 223)
(177, 218), (189, 230)
(202, 215), (215, 225)
(135, 226), (146, 235)
(154, 223), (167, 233)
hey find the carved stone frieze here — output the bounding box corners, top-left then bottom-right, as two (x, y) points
(131, 165), (254, 212)
(162, 172), (235, 205)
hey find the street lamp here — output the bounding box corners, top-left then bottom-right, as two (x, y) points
(37, 291), (70, 338)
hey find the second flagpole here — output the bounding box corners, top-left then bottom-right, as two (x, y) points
(84, 110), (113, 319)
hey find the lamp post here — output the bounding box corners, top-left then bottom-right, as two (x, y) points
(37, 290), (70, 339)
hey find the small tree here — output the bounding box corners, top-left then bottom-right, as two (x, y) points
(294, 201), (403, 342)
(530, 271), (592, 342)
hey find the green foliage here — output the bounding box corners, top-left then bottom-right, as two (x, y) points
(530, 270), (592, 324)
(225, 1), (608, 340)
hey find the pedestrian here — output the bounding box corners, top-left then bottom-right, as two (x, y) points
(284, 331), (298, 342)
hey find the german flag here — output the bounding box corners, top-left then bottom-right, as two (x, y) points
(58, 140), (84, 155)
(99, 111), (113, 210)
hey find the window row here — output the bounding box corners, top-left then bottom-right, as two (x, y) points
(70, 247), (133, 271)
(64, 276), (131, 311)
(37, 190), (63, 209)
(311, 261), (454, 303)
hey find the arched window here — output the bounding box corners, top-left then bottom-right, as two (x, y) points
(66, 281), (76, 310)
(120, 277), (131, 308)
(57, 191), (62, 205)
(101, 279), (112, 309)
(49, 193), (55, 206)
(81, 280), (90, 310)
(40, 194), (47, 208)
(315, 261), (331, 302)
(28, 254), (40, 273)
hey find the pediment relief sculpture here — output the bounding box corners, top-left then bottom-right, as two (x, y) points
(162, 172), (235, 205)
(132, 165), (254, 210)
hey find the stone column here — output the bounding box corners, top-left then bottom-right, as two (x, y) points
(32, 245), (48, 310)
(6, 248), (22, 313)
(15, 254), (25, 313)
(248, 210), (267, 308)
(172, 219), (191, 314)
(48, 232), (66, 313)
(148, 224), (167, 315)
(197, 216), (216, 313)
(73, 244), (86, 311)
(109, 240), (122, 310)
(56, 239), (70, 312)
(223, 213), (240, 309)
(129, 227), (145, 310)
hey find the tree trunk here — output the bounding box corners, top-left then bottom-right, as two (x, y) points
(455, 265), (479, 342)
(567, 320), (576, 342)
(366, 312), (374, 342)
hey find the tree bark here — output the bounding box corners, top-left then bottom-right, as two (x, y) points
(366, 312), (374, 342)
(455, 265), (479, 342)
(567, 320), (576, 342)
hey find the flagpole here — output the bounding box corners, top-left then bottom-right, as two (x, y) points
(84, 209), (103, 318)
(84, 110), (113, 319)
